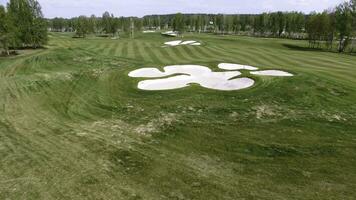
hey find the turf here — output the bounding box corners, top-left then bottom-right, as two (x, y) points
(0, 32), (356, 199)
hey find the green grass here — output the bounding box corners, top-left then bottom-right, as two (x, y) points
(1, 32), (356, 199)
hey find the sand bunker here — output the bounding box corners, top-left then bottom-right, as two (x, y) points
(218, 63), (259, 71)
(129, 65), (253, 91)
(162, 31), (178, 37)
(181, 41), (196, 45)
(143, 30), (155, 33)
(129, 63), (294, 91)
(164, 40), (183, 46)
(250, 70), (294, 76)
(128, 68), (167, 78)
(164, 40), (201, 46)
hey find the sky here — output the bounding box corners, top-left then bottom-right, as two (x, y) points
(0, 0), (348, 18)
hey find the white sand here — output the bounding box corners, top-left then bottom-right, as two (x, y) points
(129, 65), (213, 78)
(181, 41), (196, 45)
(218, 63), (258, 71)
(130, 64), (294, 91)
(250, 70), (294, 76)
(190, 43), (201, 46)
(128, 68), (166, 78)
(164, 65), (212, 75)
(164, 40), (201, 47)
(197, 73), (253, 91)
(130, 65), (254, 91)
(138, 75), (192, 90)
(164, 40), (183, 46)
(143, 30), (155, 33)
(162, 31), (178, 37)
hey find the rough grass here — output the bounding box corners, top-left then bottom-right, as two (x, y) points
(0, 32), (356, 199)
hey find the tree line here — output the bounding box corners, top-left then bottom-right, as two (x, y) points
(0, 0), (47, 56)
(47, 0), (356, 53)
(2, 0), (355, 55)
(306, 0), (356, 52)
(49, 13), (142, 38)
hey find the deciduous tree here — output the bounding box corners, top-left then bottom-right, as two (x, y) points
(335, 2), (353, 52)
(0, 5), (15, 55)
(173, 13), (185, 36)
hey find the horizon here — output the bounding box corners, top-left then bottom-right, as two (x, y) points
(0, 0), (348, 18)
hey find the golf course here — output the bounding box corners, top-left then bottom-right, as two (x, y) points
(1, 31), (356, 199)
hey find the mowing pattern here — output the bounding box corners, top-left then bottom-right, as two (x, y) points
(1, 32), (356, 199)
(64, 35), (356, 86)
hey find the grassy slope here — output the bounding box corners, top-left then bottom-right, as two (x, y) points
(0, 32), (356, 199)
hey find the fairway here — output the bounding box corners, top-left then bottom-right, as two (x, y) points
(1, 32), (356, 199)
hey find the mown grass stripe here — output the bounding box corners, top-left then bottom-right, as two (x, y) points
(92, 42), (109, 55)
(112, 43), (121, 56)
(143, 42), (163, 64)
(193, 46), (216, 60)
(210, 45), (245, 62)
(220, 45), (285, 69)
(126, 41), (135, 59)
(263, 47), (355, 73)
(177, 46), (198, 61)
(161, 47), (182, 63)
(169, 47), (189, 63)
(195, 46), (222, 61)
(140, 42), (155, 63)
(101, 42), (114, 55)
(82, 43), (99, 52)
(246, 47), (288, 68)
(121, 42), (129, 58)
(236, 46), (311, 70)
(132, 41), (144, 61)
(204, 45), (237, 63)
(182, 46), (203, 61)
(113, 41), (124, 57)
(258, 46), (354, 70)
(155, 46), (175, 64)
(108, 43), (118, 56)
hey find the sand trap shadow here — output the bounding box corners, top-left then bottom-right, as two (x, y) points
(283, 44), (325, 52)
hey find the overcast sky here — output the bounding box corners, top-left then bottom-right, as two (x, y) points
(0, 0), (348, 18)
